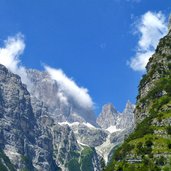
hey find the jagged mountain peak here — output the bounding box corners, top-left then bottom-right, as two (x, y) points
(0, 62), (136, 171)
(96, 101), (134, 130)
(96, 103), (118, 129)
(102, 103), (118, 114)
(0, 64), (103, 171)
(123, 100), (135, 114)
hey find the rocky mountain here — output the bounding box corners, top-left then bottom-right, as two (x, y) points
(26, 68), (135, 166)
(105, 18), (171, 171)
(0, 64), (103, 171)
(95, 102), (135, 163)
(97, 104), (119, 129)
(0, 63), (135, 171)
(117, 101), (135, 130)
(26, 69), (97, 126)
(0, 64), (38, 170)
(97, 101), (135, 131)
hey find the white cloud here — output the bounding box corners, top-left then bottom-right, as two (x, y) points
(44, 65), (94, 109)
(0, 34), (94, 109)
(129, 51), (154, 71)
(0, 33), (31, 87)
(57, 90), (69, 105)
(129, 11), (168, 71)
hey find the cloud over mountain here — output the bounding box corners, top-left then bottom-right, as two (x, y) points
(129, 11), (168, 71)
(45, 65), (94, 109)
(0, 34), (94, 110)
(0, 34), (31, 86)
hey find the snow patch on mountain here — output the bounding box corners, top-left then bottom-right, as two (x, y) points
(106, 126), (121, 133)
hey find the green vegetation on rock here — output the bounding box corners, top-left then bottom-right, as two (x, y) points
(80, 147), (94, 171)
(65, 146), (97, 171)
(0, 149), (16, 171)
(68, 158), (81, 171)
(105, 29), (171, 171)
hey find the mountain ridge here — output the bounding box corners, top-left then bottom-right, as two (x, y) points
(0, 64), (135, 171)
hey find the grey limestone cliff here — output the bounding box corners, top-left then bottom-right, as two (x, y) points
(0, 64), (104, 171)
(0, 64), (135, 171)
(96, 101), (135, 130)
(0, 64), (60, 171)
(26, 69), (97, 126)
(96, 104), (119, 129)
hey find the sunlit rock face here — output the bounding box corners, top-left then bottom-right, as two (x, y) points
(0, 64), (104, 171)
(97, 103), (119, 129)
(96, 101), (135, 130)
(0, 64), (58, 170)
(0, 64), (135, 171)
(95, 101), (135, 163)
(26, 69), (97, 126)
(117, 101), (135, 130)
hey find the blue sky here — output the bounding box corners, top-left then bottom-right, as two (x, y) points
(0, 0), (171, 113)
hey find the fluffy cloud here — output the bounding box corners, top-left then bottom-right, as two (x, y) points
(0, 34), (94, 109)
(129, 11), (168, 71)
(0, 34), (31, 88)
(57, 91), (69, 105)
(45, 66), (94, 109)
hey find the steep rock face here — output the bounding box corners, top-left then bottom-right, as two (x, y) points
(73, 125), (108, 147)
(95, 101), (135, 164)
(0, 64), (36, 170)
(0, 64), (104, 171)
(35, 113), (102, 171)
(135, 30), (171, 124)
(0, 64), (135, 171)
(26, 69), (97, 125)
(105, 23), (171, 171)
(26, 69), (135, 169)
(116, 101), (135, 130)
(29, 89), (102, 171)
(52, 124), (80, 168)
(0, 149), (16, 171)
(96, 102), (135, 130)
(0, 64), (59, 171)
(96, 104), (119, 129)
(59, 122), (108, 147)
